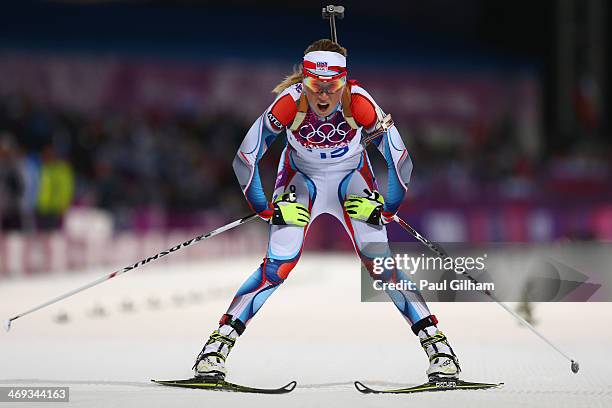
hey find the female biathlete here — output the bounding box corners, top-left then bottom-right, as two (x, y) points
(193, 39), (461, 382)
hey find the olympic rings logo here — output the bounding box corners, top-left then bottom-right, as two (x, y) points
(298, 121), (353, 145)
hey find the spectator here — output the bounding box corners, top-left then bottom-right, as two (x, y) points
(0, 132), (24, 231)
(36, 144), (75, 231)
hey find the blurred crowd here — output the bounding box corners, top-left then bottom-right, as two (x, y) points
(0, 89), (610, 234)
(0, 130), (74, 232)
(0, 93), (256, 232)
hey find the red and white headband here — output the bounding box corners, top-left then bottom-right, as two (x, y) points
(303, 51), (347, 81)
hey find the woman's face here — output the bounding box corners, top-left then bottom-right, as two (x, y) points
(303, 77), (346, 117)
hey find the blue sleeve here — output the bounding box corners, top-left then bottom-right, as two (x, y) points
(377, 125), (412, 214)
(233, 114), (280, 213)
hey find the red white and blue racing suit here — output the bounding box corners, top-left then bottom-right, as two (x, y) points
(224, 81), (432, 330)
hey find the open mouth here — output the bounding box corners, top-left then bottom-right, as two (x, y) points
(317, 103), (330, 112)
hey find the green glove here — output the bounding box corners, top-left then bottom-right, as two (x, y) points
(344, 189), (385, 225)
(271, 191), (311, 227)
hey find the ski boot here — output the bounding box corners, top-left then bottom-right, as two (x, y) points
(193, 315), (245, 380)
(413, 315), (461, 381)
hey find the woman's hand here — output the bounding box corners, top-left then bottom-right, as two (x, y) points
(270, 191), (311, 227)
(344, 189), (393, 225)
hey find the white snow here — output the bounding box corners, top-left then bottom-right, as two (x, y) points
(1, 253), (610, 407)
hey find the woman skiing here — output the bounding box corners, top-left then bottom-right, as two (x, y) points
(193, 39), (461, 382)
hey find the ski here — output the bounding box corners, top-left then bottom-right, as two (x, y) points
(354, 379), (503, 394)
(151, 377), (297, 394)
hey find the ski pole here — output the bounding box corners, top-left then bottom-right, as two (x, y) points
(4, 214), (258, 332)
(392, 215), (580, 374)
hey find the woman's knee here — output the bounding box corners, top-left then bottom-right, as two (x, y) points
(262, 254), (301, 282)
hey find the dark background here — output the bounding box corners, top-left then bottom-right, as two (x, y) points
(1, 0), (609, 144)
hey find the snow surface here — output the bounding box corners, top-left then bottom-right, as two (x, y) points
(1, 254), (610, 407)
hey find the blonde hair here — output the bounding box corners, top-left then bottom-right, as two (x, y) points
(272, 39), (348, 94)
